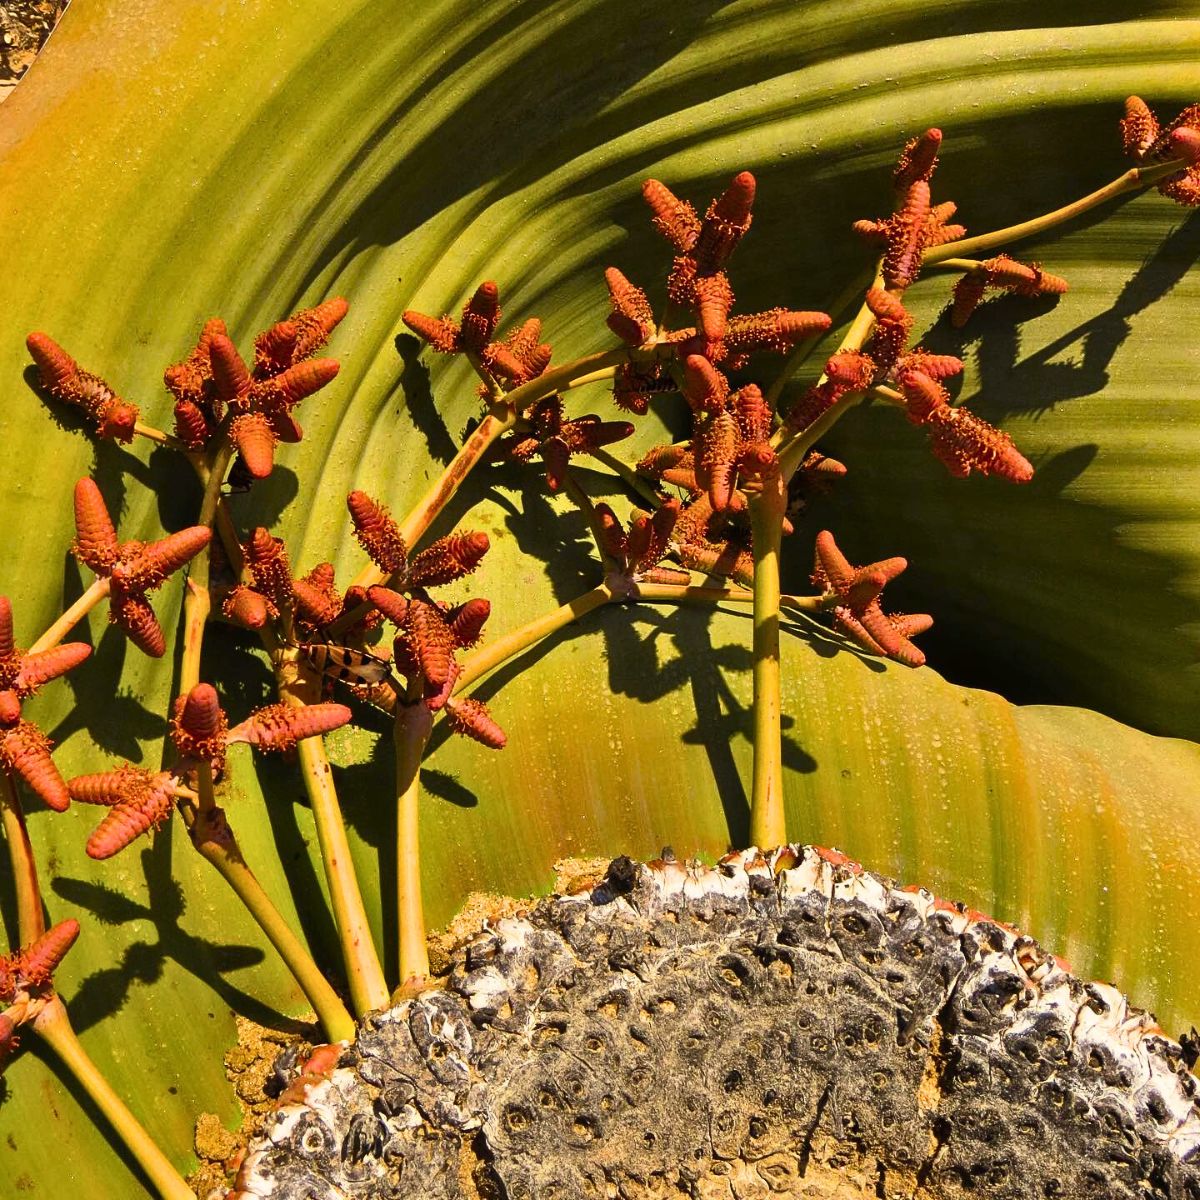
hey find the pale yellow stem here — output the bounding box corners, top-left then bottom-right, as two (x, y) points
(0, 774), (44, 943)
(748, 483), (788, 849)
(453, 583), (615, 695)
(132, 422), (180, 449)
(189, 803), (355, 1042)
(27, 578), (110, 655)
(179, 578), (210, 696)
(34, 999), (195, 1200)
(926, 160), (1184, 265)
(587, 447), (663, 508)
(279, 668), (390, 1016)
(394, 700), (433, 987)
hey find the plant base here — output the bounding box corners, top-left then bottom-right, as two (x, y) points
(231, 847), (1200, 1199)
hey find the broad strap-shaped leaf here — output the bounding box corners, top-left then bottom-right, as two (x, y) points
(1, 4), (1199, 1196)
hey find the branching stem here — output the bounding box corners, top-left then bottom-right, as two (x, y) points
(1, 757), (190, 1200)
(180, 578), (210, 696)
(770, 162), (1186, 478)
(342, 348), (640, 607)
(587, 447), (663, 508)
(773, 266), (885, 482)
(560, 471), (619, 571)
(187, 796), (355, 1042)
(453, 582), (615, 694)
(337, 404), (519, 612)
(766, 269), (873, 409)
(277, 663), (390, 1015)
(180, 434), (236, 692)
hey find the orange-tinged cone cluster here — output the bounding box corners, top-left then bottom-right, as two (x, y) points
(950, 255), (1069, 328)
(0, 596), (90, 729)
(403, 281), (554, 390)
(340, 490), (503, 741)
(66, 684), (355, 859)
(812, 531), (931, 667)
(1, 919), (79, 1001)
(594, 498), (690, 586)
(0, 595), (90, 809)
(222, 530), (377, 644)
(0, 919), (81, 1069)
(507, 397), (635, 491)
(71, 478), (210, 658)
(1119, 96), (1200, 206)
(164, 300), (346, 473)
(70, 765), (177, 860)
(897, 370), (1034, 484)
(26, 334), (139, 442)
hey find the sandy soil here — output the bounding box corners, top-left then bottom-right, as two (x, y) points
(0, 1), (67, 100)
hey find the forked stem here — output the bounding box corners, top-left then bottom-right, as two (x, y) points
(748, 481), (788, 849)
(394, 699), (433, 987)
(180, 435), (236, 693)
(33, 999), (194, 1200)
(587, 447), (663, 507)
(453, 582), (615, 694)
(342, 347), (637, 604)
(451, 577), (828, 706)
(771, 161), (1187, 477)
(278, 665), (390, 1016)
(773, 266), (886, 481)
(188, 800), (356, 1043)
(339, 404), (518, 609)
(179, 578), (210, 696)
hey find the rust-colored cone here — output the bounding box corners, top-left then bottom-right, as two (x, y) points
(227, 702), (352, 751)
(0, 596), (12, 661)
(110, 588), (166, 657)
(347, 491), (407, 574)
(0, 720), (69, 811)
(366, 586), (410, 627)
(406, 531), (490, 588)
(222, 585), (273, 629)
(171, 684), (229, 767)
(231, 412), (278, 479)
(16, 643), (91, 693)
(261, 358), (340, 409)
(460, 281), (501, 351)
(72, 478), (119, 573)
(446, 598), (491, 648)
(445, 696), (507, 749)
(26, 332), (77, 393)
(292, 297), (349, 360)
(209, 333), (251, 403)
(19, 919), (80, 987)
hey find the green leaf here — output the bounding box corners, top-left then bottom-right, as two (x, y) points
(1, 3), (1198, 1196)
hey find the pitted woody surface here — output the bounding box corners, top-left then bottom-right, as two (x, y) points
(232, 847), (1200, 1199)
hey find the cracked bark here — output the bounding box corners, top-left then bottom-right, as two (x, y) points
(231, 847), (1200, 1200)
